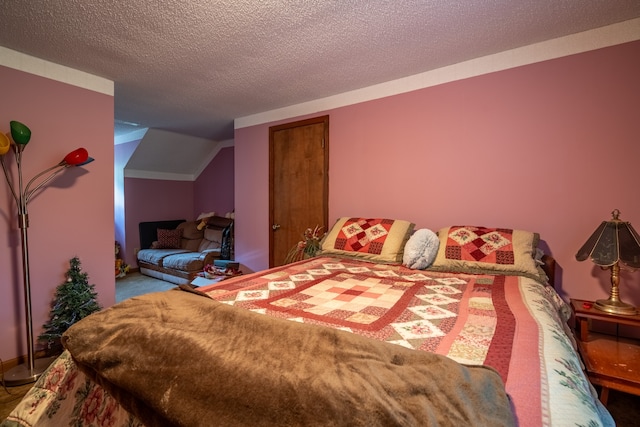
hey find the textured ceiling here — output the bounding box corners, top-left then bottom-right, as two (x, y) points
(1, 0), (640, 144)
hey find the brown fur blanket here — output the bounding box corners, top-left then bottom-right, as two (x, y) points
(62, 287), (515, 427)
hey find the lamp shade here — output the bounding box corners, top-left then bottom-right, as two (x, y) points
(63, 148), (89, 166)
(10, 121), (31, 146)
(576, 209), (640, 315)
(0, 132), (10, 155)
(576, 209), (640, 269)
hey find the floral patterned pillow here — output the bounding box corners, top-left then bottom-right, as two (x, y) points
(426, 225), (546, 283)
(319, 217), (414, 263)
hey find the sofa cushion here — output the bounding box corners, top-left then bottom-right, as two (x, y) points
(162, 253), (206, 272)
(156, 229), (183, 249)
(182, 238), (202, 252)
(177, 221), (203, 240)
(137, 248), (190, 266)
(198, 228), (224, 252)
(176, 221), (204, 251)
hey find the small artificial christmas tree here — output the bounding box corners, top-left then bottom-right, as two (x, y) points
(39, 257), (101, 354)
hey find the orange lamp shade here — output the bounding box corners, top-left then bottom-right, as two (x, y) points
(0, 132), (10, 155)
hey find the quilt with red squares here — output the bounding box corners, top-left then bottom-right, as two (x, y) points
(6, 255), (612, 427)
(204, 257), (510, 376)
(196, 256), (605, 427)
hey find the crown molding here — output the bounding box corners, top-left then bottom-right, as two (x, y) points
(0, 46), (114, 95)
(235, 18), (640, 130)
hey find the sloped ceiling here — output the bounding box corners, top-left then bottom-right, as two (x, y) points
(1, 1), (639, 176)
(124, 129), (233, 181)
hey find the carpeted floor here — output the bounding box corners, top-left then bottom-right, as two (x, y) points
(600, 388), (639, 426)
(115, 271), (178, 302)
(2, 273), (639, 423)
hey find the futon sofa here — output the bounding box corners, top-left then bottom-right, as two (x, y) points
(136, 217), (233, 285)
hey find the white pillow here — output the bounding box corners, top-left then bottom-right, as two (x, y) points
(402, 229), (439, 270)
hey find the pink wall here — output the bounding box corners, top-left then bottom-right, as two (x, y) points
(235, 124), (270, 271)
(234, 41), (640, 307)
(124, 178), (194, 267)
(0, 65), (114, 362)
(194, 146), (235, 218)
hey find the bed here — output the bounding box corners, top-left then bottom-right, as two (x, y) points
(2, 218), (615, 426)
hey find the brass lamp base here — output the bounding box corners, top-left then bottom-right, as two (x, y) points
(594, 298), (638, 316)
(2, 356), (56, 387)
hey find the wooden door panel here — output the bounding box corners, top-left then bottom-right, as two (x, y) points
(269, 116), (328, 267)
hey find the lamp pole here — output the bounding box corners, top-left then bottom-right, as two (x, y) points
(3, 208), (54, 385)
(1, 121), (93, 385)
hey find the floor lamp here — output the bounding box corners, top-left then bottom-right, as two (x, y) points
(1, 120), (94, 386)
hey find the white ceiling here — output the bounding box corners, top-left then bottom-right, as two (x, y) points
(1, 1), (639, 175)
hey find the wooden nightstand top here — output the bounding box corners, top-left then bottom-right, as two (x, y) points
(571, 299), (640, 327)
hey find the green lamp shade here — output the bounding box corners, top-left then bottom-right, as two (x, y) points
(0, 132), (10, 155)
(10, 121), (31, 145)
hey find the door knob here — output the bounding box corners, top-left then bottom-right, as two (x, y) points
(272, 224), (281, 230)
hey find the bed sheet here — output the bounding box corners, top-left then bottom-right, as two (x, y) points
(3, 256), (614, 427)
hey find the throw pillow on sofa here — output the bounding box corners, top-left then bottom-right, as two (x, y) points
(156, 228), (183, 249)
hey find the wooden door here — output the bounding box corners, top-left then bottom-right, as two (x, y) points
(269, 116), (329, 267)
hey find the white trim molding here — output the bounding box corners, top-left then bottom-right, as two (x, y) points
(123, 169), (195, 181)
(0, 46), (114, 96)
(235, 18), (640, 130)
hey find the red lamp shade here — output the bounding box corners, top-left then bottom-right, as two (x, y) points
(63, 148), (89, 166)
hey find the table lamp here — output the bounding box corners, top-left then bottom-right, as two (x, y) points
(575, 209), (640, 315)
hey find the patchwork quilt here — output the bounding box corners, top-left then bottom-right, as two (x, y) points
(3, 257), (614, 427)
(200, 256), (613, 427)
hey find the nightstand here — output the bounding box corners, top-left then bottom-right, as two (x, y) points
(570, 299), (640, 405)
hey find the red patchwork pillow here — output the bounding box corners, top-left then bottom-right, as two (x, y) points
(156, 228), (183, 249)
(319, 217), (414, 263)
(444, 226), (518, 264)
(427, 225), (546, 283)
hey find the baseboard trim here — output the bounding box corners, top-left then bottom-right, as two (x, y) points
(1, 351), (47, 372)
(117, 267), (140, 276)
